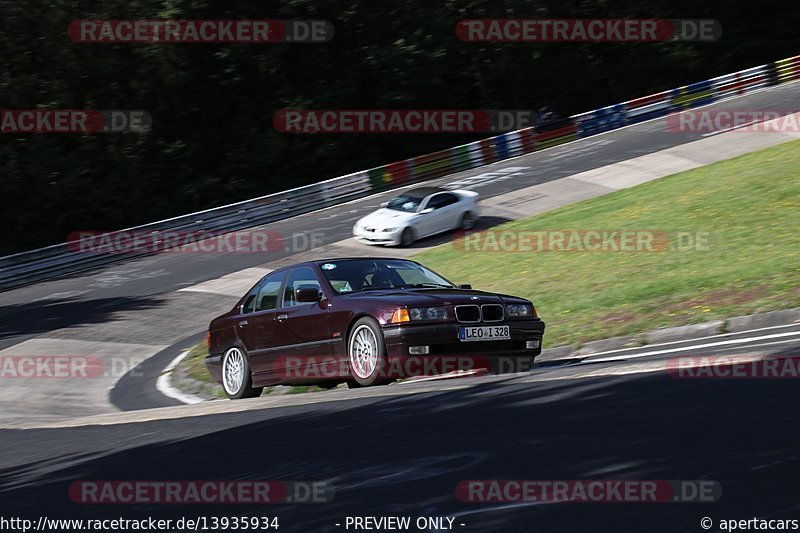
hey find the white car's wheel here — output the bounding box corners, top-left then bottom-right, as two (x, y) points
(399, 227), (416, 247)
(460, 211), (476, 230)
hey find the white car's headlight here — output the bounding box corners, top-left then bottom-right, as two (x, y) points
(382, 227), (397, 233)
(506, 303), (534, 317)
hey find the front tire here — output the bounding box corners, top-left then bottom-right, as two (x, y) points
(221, 347), (263, 399)
(347, 317), (389, 386)
(399, 227), (416, 247)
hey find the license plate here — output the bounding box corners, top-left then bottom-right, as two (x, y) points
(458, 325), (510, 342)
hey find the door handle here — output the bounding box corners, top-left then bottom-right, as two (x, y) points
(277, 314), (288, 322)
(238, 320), (249, 327)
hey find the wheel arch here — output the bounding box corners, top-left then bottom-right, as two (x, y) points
(344, 312), (384, 347)
(220, 339), (254, 385)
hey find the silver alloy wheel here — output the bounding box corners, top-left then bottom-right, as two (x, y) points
(349, 324), (379, 379)
(222, 348), (246, 395)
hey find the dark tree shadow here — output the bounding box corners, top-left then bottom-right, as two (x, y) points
(0, 296), (164, 340)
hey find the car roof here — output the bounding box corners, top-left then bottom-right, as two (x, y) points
(312, 257), (419, 265)
(400, 186), (449, 198)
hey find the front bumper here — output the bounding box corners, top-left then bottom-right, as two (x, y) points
(382, 319), (545, 374)
(353, 227), (402, 246)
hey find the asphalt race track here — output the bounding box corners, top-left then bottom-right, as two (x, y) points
(1, 329), (799, 531)
(1, 82), (800, 532)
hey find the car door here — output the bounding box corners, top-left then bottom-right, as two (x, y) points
(436, 192), (464, 229)
(236, 270), (287, 381)
(273, 266), (333, 379)
(417, 194), (449, 237)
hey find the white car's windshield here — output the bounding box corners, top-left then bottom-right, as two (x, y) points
(385, 194), (423, 212)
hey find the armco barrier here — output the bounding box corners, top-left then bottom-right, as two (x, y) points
(1, 54), (798, 291)
(575, 104), (627, 137)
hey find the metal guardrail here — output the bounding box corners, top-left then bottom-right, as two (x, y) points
(1, 54), (798, 291)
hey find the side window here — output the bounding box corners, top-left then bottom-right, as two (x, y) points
(438, 193), (459, 208)
(283, 266), (322, 307)
(427, 193), (458, 210)
(242, 294), (257, 314)
(243, 271), (286, 313)
(425, 195), (445, 210)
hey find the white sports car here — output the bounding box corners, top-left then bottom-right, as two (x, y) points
(353, 187), (480, 247)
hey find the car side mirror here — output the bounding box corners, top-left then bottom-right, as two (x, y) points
(296, 285), (322, 303)
(459, 284), (472, 289)
(420, 208), (434, 214)
(380, 201), (389, 208)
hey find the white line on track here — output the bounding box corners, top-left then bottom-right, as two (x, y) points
(575, 322), (800, 359)
(726, 339), (800, 350)
(587, 331), (800, 363)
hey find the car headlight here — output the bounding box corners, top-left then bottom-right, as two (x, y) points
(409, 307), (448, 321)
(382, 227), (397, 233)
(506, 303), (534, 317)
(390, 307), (447, 323)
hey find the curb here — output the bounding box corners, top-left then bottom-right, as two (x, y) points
(537, 307), (800, 363)
(156, 350), (207, 405)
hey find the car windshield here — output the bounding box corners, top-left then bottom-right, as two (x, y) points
(385, 194), (423, 212)
(318, 259), (454, 294)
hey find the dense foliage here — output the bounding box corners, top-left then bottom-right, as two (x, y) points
(1, 0), (797, 254)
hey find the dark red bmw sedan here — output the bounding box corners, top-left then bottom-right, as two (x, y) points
(206, 258), (545, 399)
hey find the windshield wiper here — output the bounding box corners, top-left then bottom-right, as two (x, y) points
(399, 283), (453, 289)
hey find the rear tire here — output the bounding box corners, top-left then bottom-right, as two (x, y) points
(460, 211), (476, 230)
(221, 347), (264, 399)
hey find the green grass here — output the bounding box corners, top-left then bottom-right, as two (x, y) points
(176, 342), (227, 399)
(182, 342), (214, 383)
(414, 139), (800, 348)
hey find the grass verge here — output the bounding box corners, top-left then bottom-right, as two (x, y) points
(172, 342), (227, 399)
(182, 342), (215, 383)
(414, 139), (800, 348)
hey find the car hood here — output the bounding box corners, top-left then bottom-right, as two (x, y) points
(338, 288), (529, 306)
(357, 208), (417, 229)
